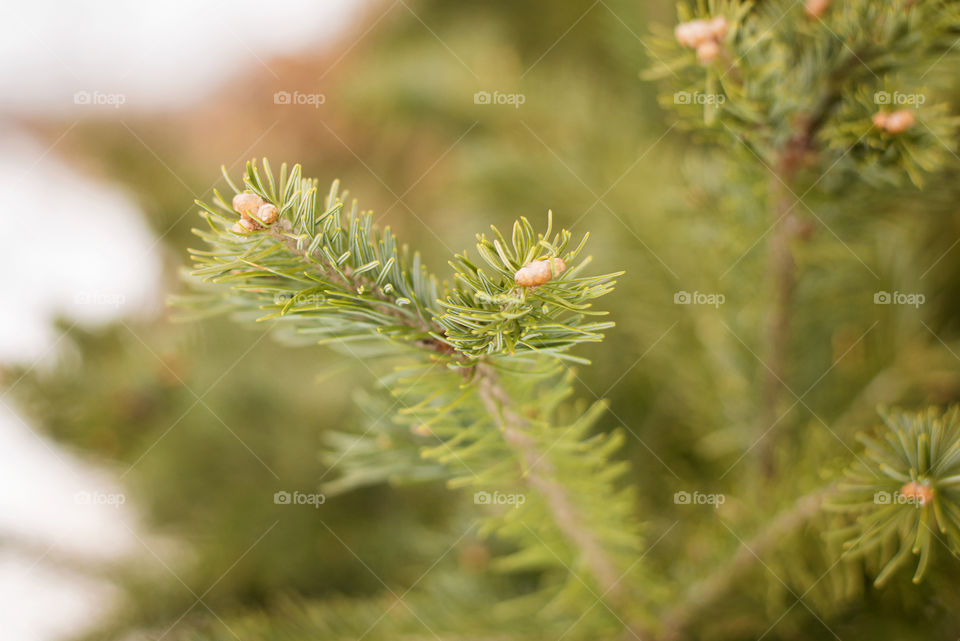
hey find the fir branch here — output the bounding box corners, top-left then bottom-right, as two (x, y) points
(757, 181), (800, 477)
(827, 406), (960, 586)
(473, 362), (628, 609)
(179, 159), (642, 635)
(645, 1), (960, 475)
(181, 160), (621, 360)
(661, 486), (831, 640)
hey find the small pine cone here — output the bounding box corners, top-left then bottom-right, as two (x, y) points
(696, 40), (721, 64)
(805, 0), (829, 18)
(232, 192), (265, 216)
(675, 19), (714, 48)
(257, 203), (279, 225)
(872, 112), (889, 130)
(230, 222), (246, 234)
(514, 257), (567, 288)
(884, 109), (915, 134)
(708, 16), (728, 40)
(901, 480), (934, 505)
(238, 217), (259, 232)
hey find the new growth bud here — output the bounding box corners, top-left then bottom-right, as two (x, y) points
(874, 109), (916, 134)
(229, 192), (280, 233)
(515, 257), (567, 287)
(675, 16), (728, 65)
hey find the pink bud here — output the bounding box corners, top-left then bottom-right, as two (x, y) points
(697, 40), (721, 64)
(232, 192), (265, 216)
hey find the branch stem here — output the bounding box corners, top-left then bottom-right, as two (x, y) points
(758, 180), (798, 476)
(661, 486), (831, 640)
(473, 362), (647, 632)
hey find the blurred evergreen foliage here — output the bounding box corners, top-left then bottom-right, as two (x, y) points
(6, 0), (960, 639)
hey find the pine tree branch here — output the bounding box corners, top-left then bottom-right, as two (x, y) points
(181, 159), (639, 634)
(757, 61), (856, 476)
(660, 486), (832, 640)
(828, 407), (960, 587)
(758, 181), (799, 477)
(263, 219), (441, 341)
(474, 363), (623, 600)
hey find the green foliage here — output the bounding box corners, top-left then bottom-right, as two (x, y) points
(829, 407), (960, 586)
(646, 0), (960, 187)
(181, 160), (621, 361)
(637, 0), (960, 633)
(820, 83), (960, 188)
(184, 160), (439, 346)
(324, 360), (645, 614)
(179, 159), (646, 635)
(165, 572), (614, 641)
(13, 1), (960, 639)
(439, 217), (621, 360)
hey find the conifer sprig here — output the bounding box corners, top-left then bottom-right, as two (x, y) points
(639, 0), (960, 617)
(828, 407), (960, 586)
(182, 160), (622, 362)
(645, 0), (960, 187)
(180, 159), (644, 635)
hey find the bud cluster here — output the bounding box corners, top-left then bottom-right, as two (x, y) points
(675, 16), (728, 64)
(514, 257), (567, 288)
(873, 109), (916, 134)
(230, 192), (279, 233)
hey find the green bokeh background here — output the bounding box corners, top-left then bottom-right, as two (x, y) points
(7, 0), (960, 639)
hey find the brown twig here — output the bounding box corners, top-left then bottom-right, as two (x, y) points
(660, 486), (831, 640)
(472, 362), (654, 638)
(756, 81), (845, 476)
(757, 180), (800, 476)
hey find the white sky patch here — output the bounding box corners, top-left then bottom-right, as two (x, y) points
(0, 130), (163, 364)
(0, 0), (364, 116)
